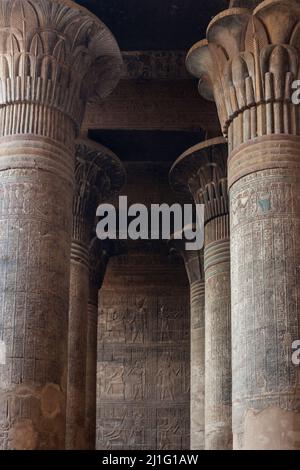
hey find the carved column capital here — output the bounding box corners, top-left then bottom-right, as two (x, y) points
(0, 0), (123, 133)
(169, 137), (228, 224)
(186, 0), (300, 148)
(73, 139), (125, 246)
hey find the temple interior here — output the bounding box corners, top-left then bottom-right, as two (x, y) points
(0, 0), (300, 451)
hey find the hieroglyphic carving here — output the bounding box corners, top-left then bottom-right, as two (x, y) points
(187, 0), (300, 449)
(85, 238), (109, 450)
(157, 408), (189, 450)
(97, 406), (154, 450)
(204, 232), (231, 450)
(123, 51), (189, 80)
(230, 162), (300, 449)
(169, 234), (205, 450)
(66, 140), (125, 449)
(170, 138), (231, 449)
(97, 243), (190, 450)
(0, 0), (122, 450)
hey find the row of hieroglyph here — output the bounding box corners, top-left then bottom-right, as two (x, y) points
(0, 0), (299, 450)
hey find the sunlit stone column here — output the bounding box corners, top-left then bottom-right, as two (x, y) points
(0, 0), (122, 450)
(169, 237), (205, 450)
(170, 138), (231, 449)
(66, 140), (125, 450)
(85, 238), (109, 450)
(187, 0), (300, 449)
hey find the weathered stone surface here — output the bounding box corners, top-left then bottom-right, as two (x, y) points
(204, 217), (231, 450)
(0, 0), (122, 450)
(169, 237), (205, 450)
(85, 238), (109, 450)
(187, 0), (300, 449)
(170, 137), (232, 450)
(95, 166), (190, 450)
(230, 158), (300, 449)
(82, 80), (219, 134)
(122, 51), (189, 80)
(97, 241), (190, 450)
(66, 140), (125, 450)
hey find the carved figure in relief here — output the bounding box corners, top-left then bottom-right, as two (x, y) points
(126, 296), (146, 344)
(103, 423), (126, 449)
(106, 307), (125, 341)
(125, 362), (145, 400)
(157, 355), (180, 400)
(158, 305), (170, 341)
(129, 413), (145, 444)
(103, 366), (125, 398)
(158, 415), (180, 449)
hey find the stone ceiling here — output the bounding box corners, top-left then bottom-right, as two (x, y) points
(77, 0), (229, 50)
(79, 0), (227, 162)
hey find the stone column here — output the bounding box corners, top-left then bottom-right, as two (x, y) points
(187, 0), (300, 449)
(170, 138), (232, 450)
(0, 0), (122, 450)
(85, 238), (109, 450)
(66, 140), (125, 450)
(169, 238), (205, 450)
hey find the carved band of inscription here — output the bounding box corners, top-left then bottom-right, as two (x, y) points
(123, 51), (189, 80)
(228, 134), (300, 188)
(230, 165), (300, 448)
(204, 239), (230, 275)
(0, 135), (74, 184)
(230, 168), (300, 233)
(70, 240), (89, 269)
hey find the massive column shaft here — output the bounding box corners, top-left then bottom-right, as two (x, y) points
(189, 256), (205, 450)
(204, 215), (231, 449)
(187, 0), (300, 449)
(66, 141), (125, 449)
(169, 240), (205, 450)
(170, 138), (232, 449)
(0, 0), (122, 450)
